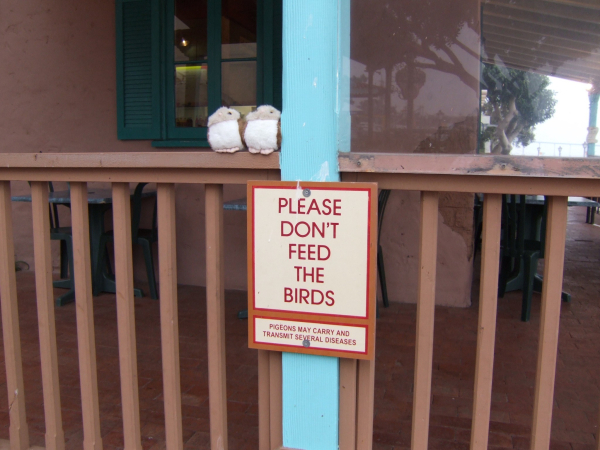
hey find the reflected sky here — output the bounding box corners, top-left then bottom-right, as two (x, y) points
(520, 77), (592, 157)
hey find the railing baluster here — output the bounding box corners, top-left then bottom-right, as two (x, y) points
(112, 182), (142, 450)
(269, 352), (283, 449)
(31, 181), (65, 450)
(339, 358), (357, 450)
(157, 183), (183, 449)
(356, 359), (375, 450)
(258, 350), (271, 450)
(531, 196), (568, 450)
(0, 181), (29, 450)
(411, 190), (439, 450)
(205, 184), (229, 450)
(470, 194), (502, 450)
(70, 181), (103, 450)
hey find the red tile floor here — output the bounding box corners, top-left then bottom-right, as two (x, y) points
(1, 206), (600, 449)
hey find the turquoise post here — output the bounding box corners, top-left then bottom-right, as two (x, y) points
(280, 1), (350, 449)
(588, 87), (599, 157)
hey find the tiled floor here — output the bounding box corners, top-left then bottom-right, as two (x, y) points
(1, 206), (600, 449)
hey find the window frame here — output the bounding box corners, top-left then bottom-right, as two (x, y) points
(116, 0), (281, 146)
(159, 0), (279, 146)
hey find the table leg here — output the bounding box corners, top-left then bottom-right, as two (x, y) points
(504, 267), (524, 292)
(88, 206), (105, 295)
(55, 289), (75, 307)
(88, 204), (143, 298)
(53, 279), (71, 289)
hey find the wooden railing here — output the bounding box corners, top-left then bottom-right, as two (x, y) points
(0, 152), (280, 450)
(341, 152), (600, 450)
(1, 151), (599, 450)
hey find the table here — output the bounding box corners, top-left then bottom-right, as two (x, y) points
(503, 195), (599, 306)
(223, 198), (248, 211)
(13, 188), (156, 305)
(517, 195), (598, 207)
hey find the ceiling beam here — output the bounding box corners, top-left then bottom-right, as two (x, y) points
(485, 0), (600, 23)
(483, 11), (600, 40)
(483, 29), (599, 60)
(483, 44), (600, 71)
(482, 19), (600, 48)
(481, 54), (598, 83)
(542, 0), (600, 11)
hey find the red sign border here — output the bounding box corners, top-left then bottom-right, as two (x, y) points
(247, 181), (377, 360)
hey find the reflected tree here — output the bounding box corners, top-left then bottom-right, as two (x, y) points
(480, 63), (557, 155)
(352, 0), (480, 92)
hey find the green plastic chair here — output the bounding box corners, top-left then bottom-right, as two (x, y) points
(498, 194), (546, 322)
(27, 181), (75, 305)
(96, 183), (158, 299)
(47, 183), (75, 303)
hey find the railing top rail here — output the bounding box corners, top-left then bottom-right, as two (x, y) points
(340, 153), (600, 180)
(0, 152), (280, 170)
(5, 152), (600, 180)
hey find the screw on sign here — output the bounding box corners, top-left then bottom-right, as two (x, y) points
(247, 181), (377, 360)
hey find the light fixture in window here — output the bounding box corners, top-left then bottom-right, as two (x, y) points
(181, 38), (188, 47)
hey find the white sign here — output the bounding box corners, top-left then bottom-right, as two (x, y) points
(253, 186), (370, 317)
(248, 181), (376, 360)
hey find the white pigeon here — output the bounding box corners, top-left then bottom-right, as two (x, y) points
(244, 105), (281, 155)
(207, 107), (244, 153)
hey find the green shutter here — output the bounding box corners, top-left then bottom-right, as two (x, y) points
(116, 0), (162, 140)
(257, 0), (282, 110)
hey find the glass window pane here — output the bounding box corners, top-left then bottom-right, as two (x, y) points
(174, 0), (208, 62)
(480, 0), (600, 157)
(222, 61), (257, 116)
(222, 0), (257, 59)
(350, 0), (481, 154)
(175, 64), (208, 128)
(349, 0), (600, 157)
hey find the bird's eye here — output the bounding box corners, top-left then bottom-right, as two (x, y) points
(228, 112), (232, 115)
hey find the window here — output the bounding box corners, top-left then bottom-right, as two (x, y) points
(116, 0), (282, 146)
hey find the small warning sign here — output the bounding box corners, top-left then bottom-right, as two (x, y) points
(247, 181), (376, 360)
(254, 317), (368, 355)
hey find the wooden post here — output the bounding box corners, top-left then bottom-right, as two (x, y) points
(258, 350), (271, 450)
(157, 183), (183, 450)
(70, 182), (103, 450)
(31, 182), (65, 450)
(0, 181), (29, 450)
(411, 191), (439, 450)
(205, 184), (228, 450)
(339, 359), (357, 450)
(470, 194), (502, 450)
(112, 183), (143, 450)
(280, 1), (352, 449)
(531, 196), (568, 450)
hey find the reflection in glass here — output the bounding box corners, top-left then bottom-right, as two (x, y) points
(175, 65), (208, 128)
(222, 61), (257, 117)
(222, 0), (257, 59)
(350, 0), (600, 156)
(350, 0), (481, 154)
(480, 0), (600, 156)
(174, 0), (208, 62)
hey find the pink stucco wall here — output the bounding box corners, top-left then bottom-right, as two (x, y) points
(0, 0), (473, 307)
